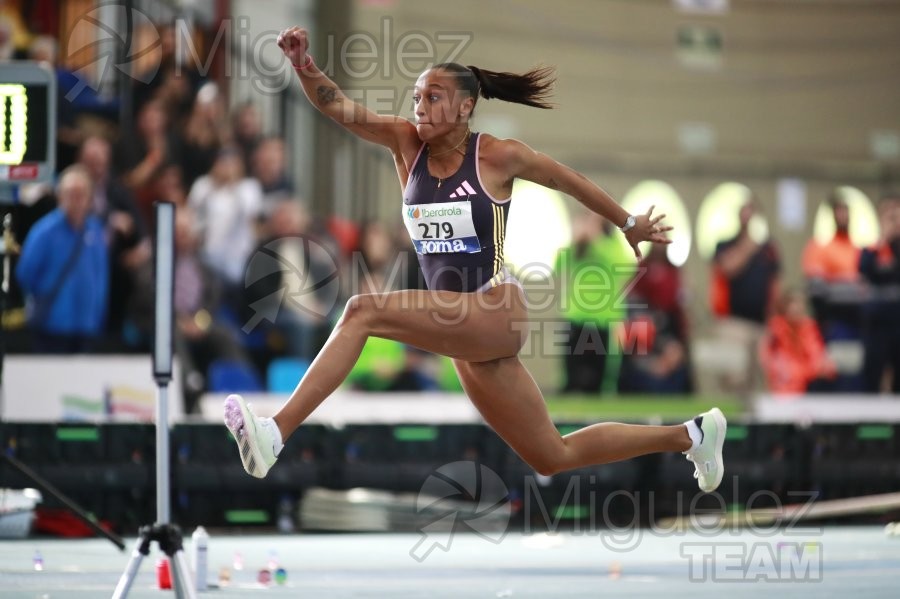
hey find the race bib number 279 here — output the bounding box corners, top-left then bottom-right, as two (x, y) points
(403, 201), (481, 254)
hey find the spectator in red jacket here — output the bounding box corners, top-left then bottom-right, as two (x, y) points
(759, 289), (836, 395)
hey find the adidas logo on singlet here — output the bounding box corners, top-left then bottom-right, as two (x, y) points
(449, 180), (477, 199)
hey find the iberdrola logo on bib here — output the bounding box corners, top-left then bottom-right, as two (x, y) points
(407, 207), (421, 219)
(421, 206), (462, 218)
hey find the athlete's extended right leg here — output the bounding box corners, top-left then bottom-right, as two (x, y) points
(270, 285), (527, 437)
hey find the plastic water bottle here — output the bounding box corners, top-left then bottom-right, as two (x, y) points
(277, 496), (295, 534)
(267, 549), (279, 571)
(32, 550), (44, 571)
(191, 526), (209, 591)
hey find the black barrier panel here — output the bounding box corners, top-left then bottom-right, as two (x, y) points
(4, 421), (900, 533)
(809, 423), (900, 501)
(337, 424), (494, 493)
(168, 424), (338, 529)
(105, 424), (156, 466)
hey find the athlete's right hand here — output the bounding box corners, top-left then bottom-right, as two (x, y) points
(624, 205), (673, 260)
(277, 27), (309, 66)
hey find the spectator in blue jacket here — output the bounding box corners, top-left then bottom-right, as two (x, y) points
(16, 165), (109, 353)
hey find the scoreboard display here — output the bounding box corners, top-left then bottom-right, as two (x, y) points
(0, 62), (56, 185)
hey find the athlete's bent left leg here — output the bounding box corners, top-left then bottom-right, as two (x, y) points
(455, 357), (682, 472)
(454, 356), (726, 491)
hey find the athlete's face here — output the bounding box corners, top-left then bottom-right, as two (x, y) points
(413, 69), (475, 141)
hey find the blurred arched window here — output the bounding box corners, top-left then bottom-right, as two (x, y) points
(696, 182), (769, 260)
(505, 180), (572, 276)
(813, 186), (879, 248)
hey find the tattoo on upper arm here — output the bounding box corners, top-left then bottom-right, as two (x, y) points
(316, 86), (338, 106)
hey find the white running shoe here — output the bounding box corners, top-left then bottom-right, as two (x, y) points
(683, 407), (727, 493)
(224, 394), (279, 479)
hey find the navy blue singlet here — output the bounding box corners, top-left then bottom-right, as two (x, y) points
(402, 132), (511, 293)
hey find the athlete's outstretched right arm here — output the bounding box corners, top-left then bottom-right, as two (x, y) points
(277, 27), (417, 154)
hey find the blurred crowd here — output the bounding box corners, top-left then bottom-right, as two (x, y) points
(4, 21), (435, 412)
(4, 9), (900, 413)
(557, 192), (900, 398)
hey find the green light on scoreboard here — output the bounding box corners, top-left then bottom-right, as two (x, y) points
(0, 84), (27, 166)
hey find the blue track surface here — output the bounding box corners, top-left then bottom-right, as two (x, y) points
(1, 526), (898, 597)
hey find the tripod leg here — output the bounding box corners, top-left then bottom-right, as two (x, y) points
(112, 538), (148, 599)
(169, 549), (198, 599)
(1, 453), (125, 550)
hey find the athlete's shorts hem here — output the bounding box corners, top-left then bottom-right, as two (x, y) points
(476, 267), (522, 293)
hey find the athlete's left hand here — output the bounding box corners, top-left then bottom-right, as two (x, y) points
(624, 205), (673, 260)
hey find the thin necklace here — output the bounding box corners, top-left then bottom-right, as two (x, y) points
(427, 129), (471, 188)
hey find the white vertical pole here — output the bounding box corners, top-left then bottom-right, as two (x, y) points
(153, 202), (175, 524)
(155, 384), (170, 524)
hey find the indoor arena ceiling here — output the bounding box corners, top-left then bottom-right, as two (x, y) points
(349, 0), (900, 171)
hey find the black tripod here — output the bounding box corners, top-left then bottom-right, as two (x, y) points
(112, 372), (195, 598)
(112, 203), (196, 599)
(113, 523), (194, 598)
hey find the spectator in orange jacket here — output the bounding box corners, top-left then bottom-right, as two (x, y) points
(759, 289), (836, 395)
(801, 193), (865, 391)
(802, 195), (860, 283)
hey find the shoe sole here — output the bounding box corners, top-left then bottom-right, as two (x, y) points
(225, 395), (270, 479)
(703, 407), (727, 493)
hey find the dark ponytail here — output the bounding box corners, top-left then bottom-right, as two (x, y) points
(432, 62), (556, 110)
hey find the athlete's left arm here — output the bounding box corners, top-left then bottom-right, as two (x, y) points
(499, 139), (671, 259)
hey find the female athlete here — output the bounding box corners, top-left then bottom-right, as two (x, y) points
(225, 26), (726, 493)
